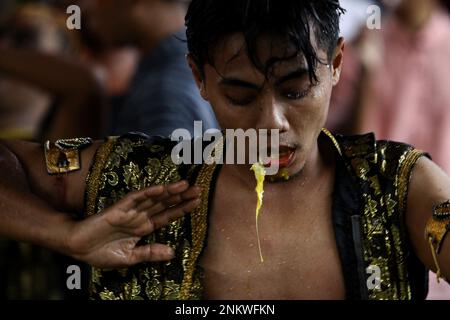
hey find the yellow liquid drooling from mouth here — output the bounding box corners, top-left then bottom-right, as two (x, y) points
(251, 162), (266, 263)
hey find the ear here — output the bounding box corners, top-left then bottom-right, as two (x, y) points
(331, 37), (345, 86)
(187, 54), (209, 101)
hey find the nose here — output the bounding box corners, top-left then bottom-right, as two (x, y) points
(255, 93), (289, 134)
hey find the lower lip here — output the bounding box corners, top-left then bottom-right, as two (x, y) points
(265, 149), (296, 168)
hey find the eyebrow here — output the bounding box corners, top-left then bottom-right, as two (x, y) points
(218, 67), (310, 91)
(274, 67), (309, 86)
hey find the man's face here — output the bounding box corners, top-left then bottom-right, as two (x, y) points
(191, 33), (343, 178)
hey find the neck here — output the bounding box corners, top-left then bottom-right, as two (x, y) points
(135, 4), (186, 53)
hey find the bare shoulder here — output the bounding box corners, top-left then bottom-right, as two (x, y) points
(0, 139), (103, 213)
(406, 157), (450, 272)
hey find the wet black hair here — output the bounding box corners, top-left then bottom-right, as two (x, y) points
(185, 0), (345, 82)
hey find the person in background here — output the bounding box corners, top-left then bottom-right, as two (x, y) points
(85, 47), (140, 99)
(0, 2), (102, 300)
(79, 0), (219, 137)
(358, 0), (450, 176)
(326, 0), (376, 134)
(330, 0), (450, 299)
(0, 3), (104, 142)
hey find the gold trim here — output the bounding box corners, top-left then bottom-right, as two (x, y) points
(394, 149), (425, 299)
(426, 216), (450, 253)
(84, 137), (118, 298)
(179, 162), (218, 300)
(425, 201), (450, 282)
(85, 138), (117, 216)
(179, 136), (226, 299)
(397, 149), (425, 214)
(321, 128), (343, 156)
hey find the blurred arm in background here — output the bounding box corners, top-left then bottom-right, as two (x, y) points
(0, 3), (106, 142)
(0, 48), (105, 141)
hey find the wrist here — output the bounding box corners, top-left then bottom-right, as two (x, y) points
(41, 212), (78, 258)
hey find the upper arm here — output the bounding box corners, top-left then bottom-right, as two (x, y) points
(0, 139), (102, 213)
(406, 157), (450, 279)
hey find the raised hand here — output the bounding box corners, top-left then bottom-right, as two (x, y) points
(65, 181), (201, 268)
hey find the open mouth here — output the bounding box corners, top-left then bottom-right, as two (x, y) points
(264, 146), (296, 168)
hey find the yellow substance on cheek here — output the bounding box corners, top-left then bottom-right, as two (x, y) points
(250, 162), (266, 263)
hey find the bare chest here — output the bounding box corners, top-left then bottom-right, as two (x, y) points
(198, 171), (346, 300)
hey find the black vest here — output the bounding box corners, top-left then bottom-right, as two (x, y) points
(84, 130), (429, 300)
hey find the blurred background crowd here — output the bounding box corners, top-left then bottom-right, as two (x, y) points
(0, 0), (448, 299)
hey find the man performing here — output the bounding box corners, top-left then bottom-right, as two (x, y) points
(0, 0), (449, 300)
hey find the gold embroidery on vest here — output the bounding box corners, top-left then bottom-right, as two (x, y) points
(85, 137), (117, 216)
(179, 163), (217, 300)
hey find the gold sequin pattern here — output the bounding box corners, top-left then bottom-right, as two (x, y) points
(335, 134), (427, 300)
(397, 149), (426, 214)
(83, 134), (202, 300)
(85, 137), (117, 216)
(83, 131), (429, 300)
(179, 162), (218, 300)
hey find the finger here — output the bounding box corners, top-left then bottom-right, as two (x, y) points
(124, 197), (201, 236)
(150, 198), (201, 230)
(165, 180), (190, 195)
(120, 181), (191, 213)
(143, 181), (189, 207)
(156, 180), (190, 200)
(179, 185), (202, 201)
(129, 244), (175, 264)
(137, 185), (201, 213)
(160, 186), (201, 208)
(118, 185), (165, 211)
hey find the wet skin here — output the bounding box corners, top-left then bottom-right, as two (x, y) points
(188, 33), (347, 299)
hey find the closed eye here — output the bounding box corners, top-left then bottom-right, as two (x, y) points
(225, 94), (256, 106)
(283, 87), (312, 100)
(281, 81), (315, 100)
